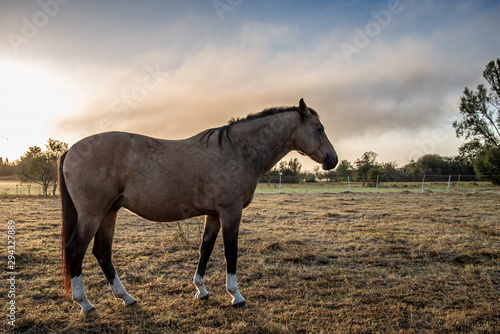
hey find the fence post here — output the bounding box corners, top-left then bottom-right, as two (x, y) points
(376, 175), (379, 190)
(348, 176), (352, 192)
(447, 175), (452, 191)
(421, 175), (425, 192)
(279, 172), (282, 194)
(456, 174), (461, 192)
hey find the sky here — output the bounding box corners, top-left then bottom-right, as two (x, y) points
(1, 0), (499, 170)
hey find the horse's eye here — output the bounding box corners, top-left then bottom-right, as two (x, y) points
(318, 127), (325, 134)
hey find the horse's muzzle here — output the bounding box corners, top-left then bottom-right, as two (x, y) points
(323, 153), (338, 171)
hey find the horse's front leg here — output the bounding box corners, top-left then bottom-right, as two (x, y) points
(219, 206), (247, 308)
(194, 215), (220, 300)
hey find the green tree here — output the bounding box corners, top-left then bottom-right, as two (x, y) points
(452, 59), (500, 184)
(0, 157), (17, 177)
(18, 139), (68, 196)
(262, 158), (303, 183)
(444, 155), (475, 175)
(335, 159), (355, 181)
(313, 164), (337, 181)
(381, 162), (401, 181)
(355, 151), (378, 186)
(402, 159), (421, 178)
(278, 158), (302, 176)
(368, 166), (385, 184)
(453, 58), (500, 157)
(418, 154), (448, 175)
(473, 147), (500, 185)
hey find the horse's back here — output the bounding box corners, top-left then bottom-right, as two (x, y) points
(64, 132), (218, 220)
(64, 131), (257, 221)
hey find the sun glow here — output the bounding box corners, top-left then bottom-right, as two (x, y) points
(0, 61), (81, 161)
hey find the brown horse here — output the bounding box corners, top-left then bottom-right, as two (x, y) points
(60, 99), (338, 314)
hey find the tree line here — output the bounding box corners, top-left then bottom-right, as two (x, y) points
(261, 151), (477, 186)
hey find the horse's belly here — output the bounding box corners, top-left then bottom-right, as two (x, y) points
(122, 193), (216, 222)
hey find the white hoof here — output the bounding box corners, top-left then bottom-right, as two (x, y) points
(232, 300), (248, 309)
(123, 298), (138, 306)
(80, 306), (98, 315)
(195, 291), (210, 300)
(194, 273), (210, 300)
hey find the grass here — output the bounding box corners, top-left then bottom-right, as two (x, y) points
(0, 177), (45, 197)
(256, 181), (497, 193)
(0, 190), (499, 333)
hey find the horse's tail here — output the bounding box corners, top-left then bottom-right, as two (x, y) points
(59, 151), (77, 299)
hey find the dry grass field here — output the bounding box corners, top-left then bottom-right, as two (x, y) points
(1, 190), (499, 333)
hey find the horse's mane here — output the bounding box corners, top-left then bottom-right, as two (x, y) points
(200, 106), (319, 147)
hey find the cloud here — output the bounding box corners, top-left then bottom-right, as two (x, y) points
(56, 33), (484, 139)
(51, 0), (500, 166)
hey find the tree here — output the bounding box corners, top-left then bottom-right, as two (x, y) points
(453, 59), (500, 184)
(0, 157), (18, 177)
(473, 147), (500, 185)
(46, 139), (69, 195)
(444, 155), (475, 176)
(335, 159), (355, 181)
(355, 151), (378, 186)
(278, 158), (302, 176)
(417, 154), (448, 175)
(18, 139), (68, 196)
(453, 58), (500, 156)
(381, 162), (402, 181)
(313, 165), (337, 181)
(402, 159), (420, 178)
(368, 166), (385, 184)
(261, 158), (303, 183)
(280, 157), (302, 183)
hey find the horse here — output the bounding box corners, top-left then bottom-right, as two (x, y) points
(60, 98), (338, 314)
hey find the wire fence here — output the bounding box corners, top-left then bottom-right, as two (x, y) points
(0, 182), (55, 197)
(258, 174), (500, 194)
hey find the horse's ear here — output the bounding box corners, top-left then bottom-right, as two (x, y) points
(299, 98), (309, 118)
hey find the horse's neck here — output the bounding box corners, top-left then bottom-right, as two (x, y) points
(231, 112), (299, 177)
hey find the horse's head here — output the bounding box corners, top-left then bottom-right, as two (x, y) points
(293, 99), (338, 170)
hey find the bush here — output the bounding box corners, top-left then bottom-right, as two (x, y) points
(473, 147), (500, 185)
(368, 167), (386, 184)
(305, 174), (317, 183)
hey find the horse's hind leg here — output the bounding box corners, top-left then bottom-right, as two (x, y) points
(66, 215), (102, 314)
(93, 209), (137, 306)
(194, 214), (221, 300)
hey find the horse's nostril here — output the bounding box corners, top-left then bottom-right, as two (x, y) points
(323, 153), (338, 170)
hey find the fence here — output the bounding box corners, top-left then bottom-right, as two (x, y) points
(0, 181), (55, 196)
(259, 174), (499, 194)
